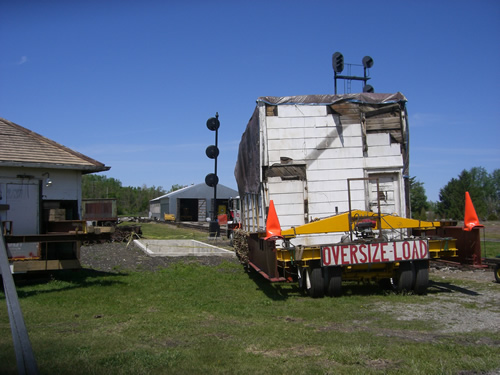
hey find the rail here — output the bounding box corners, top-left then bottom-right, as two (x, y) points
(0, 224), (39, 374)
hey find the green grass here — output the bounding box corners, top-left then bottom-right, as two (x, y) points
(123, 221), (214, 242)
(482, 241), (500, 258)
(1, 224), (499, 374)
(2, 264), (499, 374)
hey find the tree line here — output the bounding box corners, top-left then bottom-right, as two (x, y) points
(411, 167), (500, 221)
(84, 167), (499, 221)
(82, 175), (183, 216)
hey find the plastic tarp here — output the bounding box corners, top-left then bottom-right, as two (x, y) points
(234, 106), (260, 196)
(257, 92), (406, 106)
(234, 93), (407, 196)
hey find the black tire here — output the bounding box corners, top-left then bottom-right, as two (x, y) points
(308, 267), (325, 298)
(413, 260), (429, 295)
(495, 264), (500, 284)
(396, 262), (414, 293)
(326, 267), (342, 297)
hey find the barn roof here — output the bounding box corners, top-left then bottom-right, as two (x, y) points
(0, 117), (110, 173)
(150, 183), (238, 202)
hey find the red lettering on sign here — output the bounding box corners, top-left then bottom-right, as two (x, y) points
(371, 243), (380, 262)
(420, 240), (428, 259)
(350, 245), (359, 264)
(402, 241), (410, 260)
(341, 245), (349, 265)
(394, 241), (402, 261)
(380, 243), (389, 262)
(322, 247), (331, 266)
(412, 241), (419, 259)
(332, 245), (341, 265)
(359, 244), (368, 263)
(322, 239), (428, 267)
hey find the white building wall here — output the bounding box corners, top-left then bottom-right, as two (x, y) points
(0, 167), (81, 202)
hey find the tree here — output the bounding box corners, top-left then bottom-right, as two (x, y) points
(437, 167), (494, 220)
(168, 184), (184, 193)
(82, 174), (166, 216)
(409, 177), (429, 220)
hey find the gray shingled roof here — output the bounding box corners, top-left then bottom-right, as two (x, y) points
(0, 117), (110, 173)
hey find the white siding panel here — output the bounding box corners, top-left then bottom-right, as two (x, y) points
(268, 139), (363, 162)
(275, 202), (303, 215)
(271, 193), (304, 205)
(366, 133), (390, 146)
(309, 201), (360, 216)
(308, 199), (367, 218)
(308, 157), (364, 170)
(304, 125), (332, 138)
(278, 105), (327, 117)
(268, 138), (305, 151)
(267, 150), (307, 164)
(280, 214), (306, 229)
(308, 147), (363, 162)
(290, 117), (308, 128)
(303, 135), (363, 149)
(308, 189), (366, 204)
(367, 144), (401, 157)
(364, 155), (403, 169)
(307, 168), (364, 182)
(308, 179), (365, 192)
(267, 127), (304, 140)
(341, 124), (362, 137)
(266, 116), (291, 130)
(312, 116), (333, 128)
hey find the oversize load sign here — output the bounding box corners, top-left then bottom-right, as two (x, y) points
(321, 239), (429, 267)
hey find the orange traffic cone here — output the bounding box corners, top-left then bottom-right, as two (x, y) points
(463, 191), (484, 231)
(264, 200), (283, 240)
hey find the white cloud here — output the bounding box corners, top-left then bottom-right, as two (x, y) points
(17, 56), (28, 65)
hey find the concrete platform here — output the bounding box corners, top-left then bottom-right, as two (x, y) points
(133, 239), (235, 257)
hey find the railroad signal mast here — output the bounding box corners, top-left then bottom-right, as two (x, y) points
(332, 52), (374, 94)
(205, 113), (220, 237)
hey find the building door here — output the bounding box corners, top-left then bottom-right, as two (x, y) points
(1, 181), (40, 258)
(198, 199), (206, 222)
(367, 173), (401, 215)
(179, 199), (199, 222)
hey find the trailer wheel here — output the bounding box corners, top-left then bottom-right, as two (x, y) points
(307, 267), (325, 298)
(395, 262), (414, 293)
(326, 267), (342, 297)
(495, 264), (500, 283)
(413, 260), (429, 295)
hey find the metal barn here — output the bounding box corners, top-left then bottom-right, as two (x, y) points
(149, 183), (238, 222)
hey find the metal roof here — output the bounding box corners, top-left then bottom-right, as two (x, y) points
(150, 183), (238, 202)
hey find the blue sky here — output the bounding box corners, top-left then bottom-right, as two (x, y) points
(1, 0), (499, 202)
